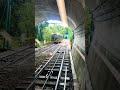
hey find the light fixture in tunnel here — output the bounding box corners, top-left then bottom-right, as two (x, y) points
(56, 0), (68, 25)
(47, 20), (67, 27)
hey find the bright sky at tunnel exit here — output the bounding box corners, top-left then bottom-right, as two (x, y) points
(47, 20), (68, 27)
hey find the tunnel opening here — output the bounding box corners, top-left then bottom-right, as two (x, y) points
(35, 20), (74, 48)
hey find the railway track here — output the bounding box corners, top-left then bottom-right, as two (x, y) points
(0, 44), (61, 90)
(0, 46), (35, 89)
(35, 44), (56, 54)
(0, 44), (57, 70)
(16, 45), (74, 90)
(0, 46), (34, 69)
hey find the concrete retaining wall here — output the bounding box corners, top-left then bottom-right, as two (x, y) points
(72, 44), (85, 90)
(86, 0), (120, 90)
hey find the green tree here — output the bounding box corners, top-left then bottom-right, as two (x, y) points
(17, 0), (34, 38)
(42, 24), (73, 42)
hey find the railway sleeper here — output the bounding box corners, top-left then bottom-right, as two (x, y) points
(48, 60), (69, 63)
(40, 69), (69, 76)
(44, 68), (69, 72)
(16, 84), (31, 90)
(47, 63), (69, 66)
(46, 66), (70, 69)
(35, 80), (70, 87)
(38, 75), (70, 81)
(0, 71), (7, 74)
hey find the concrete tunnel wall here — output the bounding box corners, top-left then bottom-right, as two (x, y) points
(65, 0), (120, 90)
(86, 0), (120, 90)
(64, 0), (86, 89)
(36, 0), (120, 90)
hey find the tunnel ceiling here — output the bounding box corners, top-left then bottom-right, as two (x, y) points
(35, 0), (60, 25)
(35, 0), (86, 51)
(35, 0), (85, 29)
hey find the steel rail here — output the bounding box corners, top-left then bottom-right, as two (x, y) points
(54, 50), (65, 90)
(35, 65), (42, 73)
(26, 46), (61, 90)
(0, 44), (56, 70)
(0, 49), (34, 70)
(63, 67), (67, 90)
(41, 50), (65, 90)
(0, 46), (33, 60)
(35, 44), (55, 54)
(42, 44), (57, 53)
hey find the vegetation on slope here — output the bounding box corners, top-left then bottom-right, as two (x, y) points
(35, 23), (73, 47)
(0, 0), (34, 50)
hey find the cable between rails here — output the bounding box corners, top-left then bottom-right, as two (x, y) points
(26, 46), (61, 90)
(54, 50), (65, 90)
(41, 50), (64, 90)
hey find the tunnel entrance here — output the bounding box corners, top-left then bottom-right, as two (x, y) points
(35, 20), (73, 48)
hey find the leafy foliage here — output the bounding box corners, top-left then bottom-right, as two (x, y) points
(16, 0), (34, 38)
(0, 0), (34, 49)
(35, 22), (49, 41)
(36, 23), (73, 43)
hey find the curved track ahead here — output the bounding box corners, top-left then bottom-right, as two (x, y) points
(16, 43), (74, 90)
